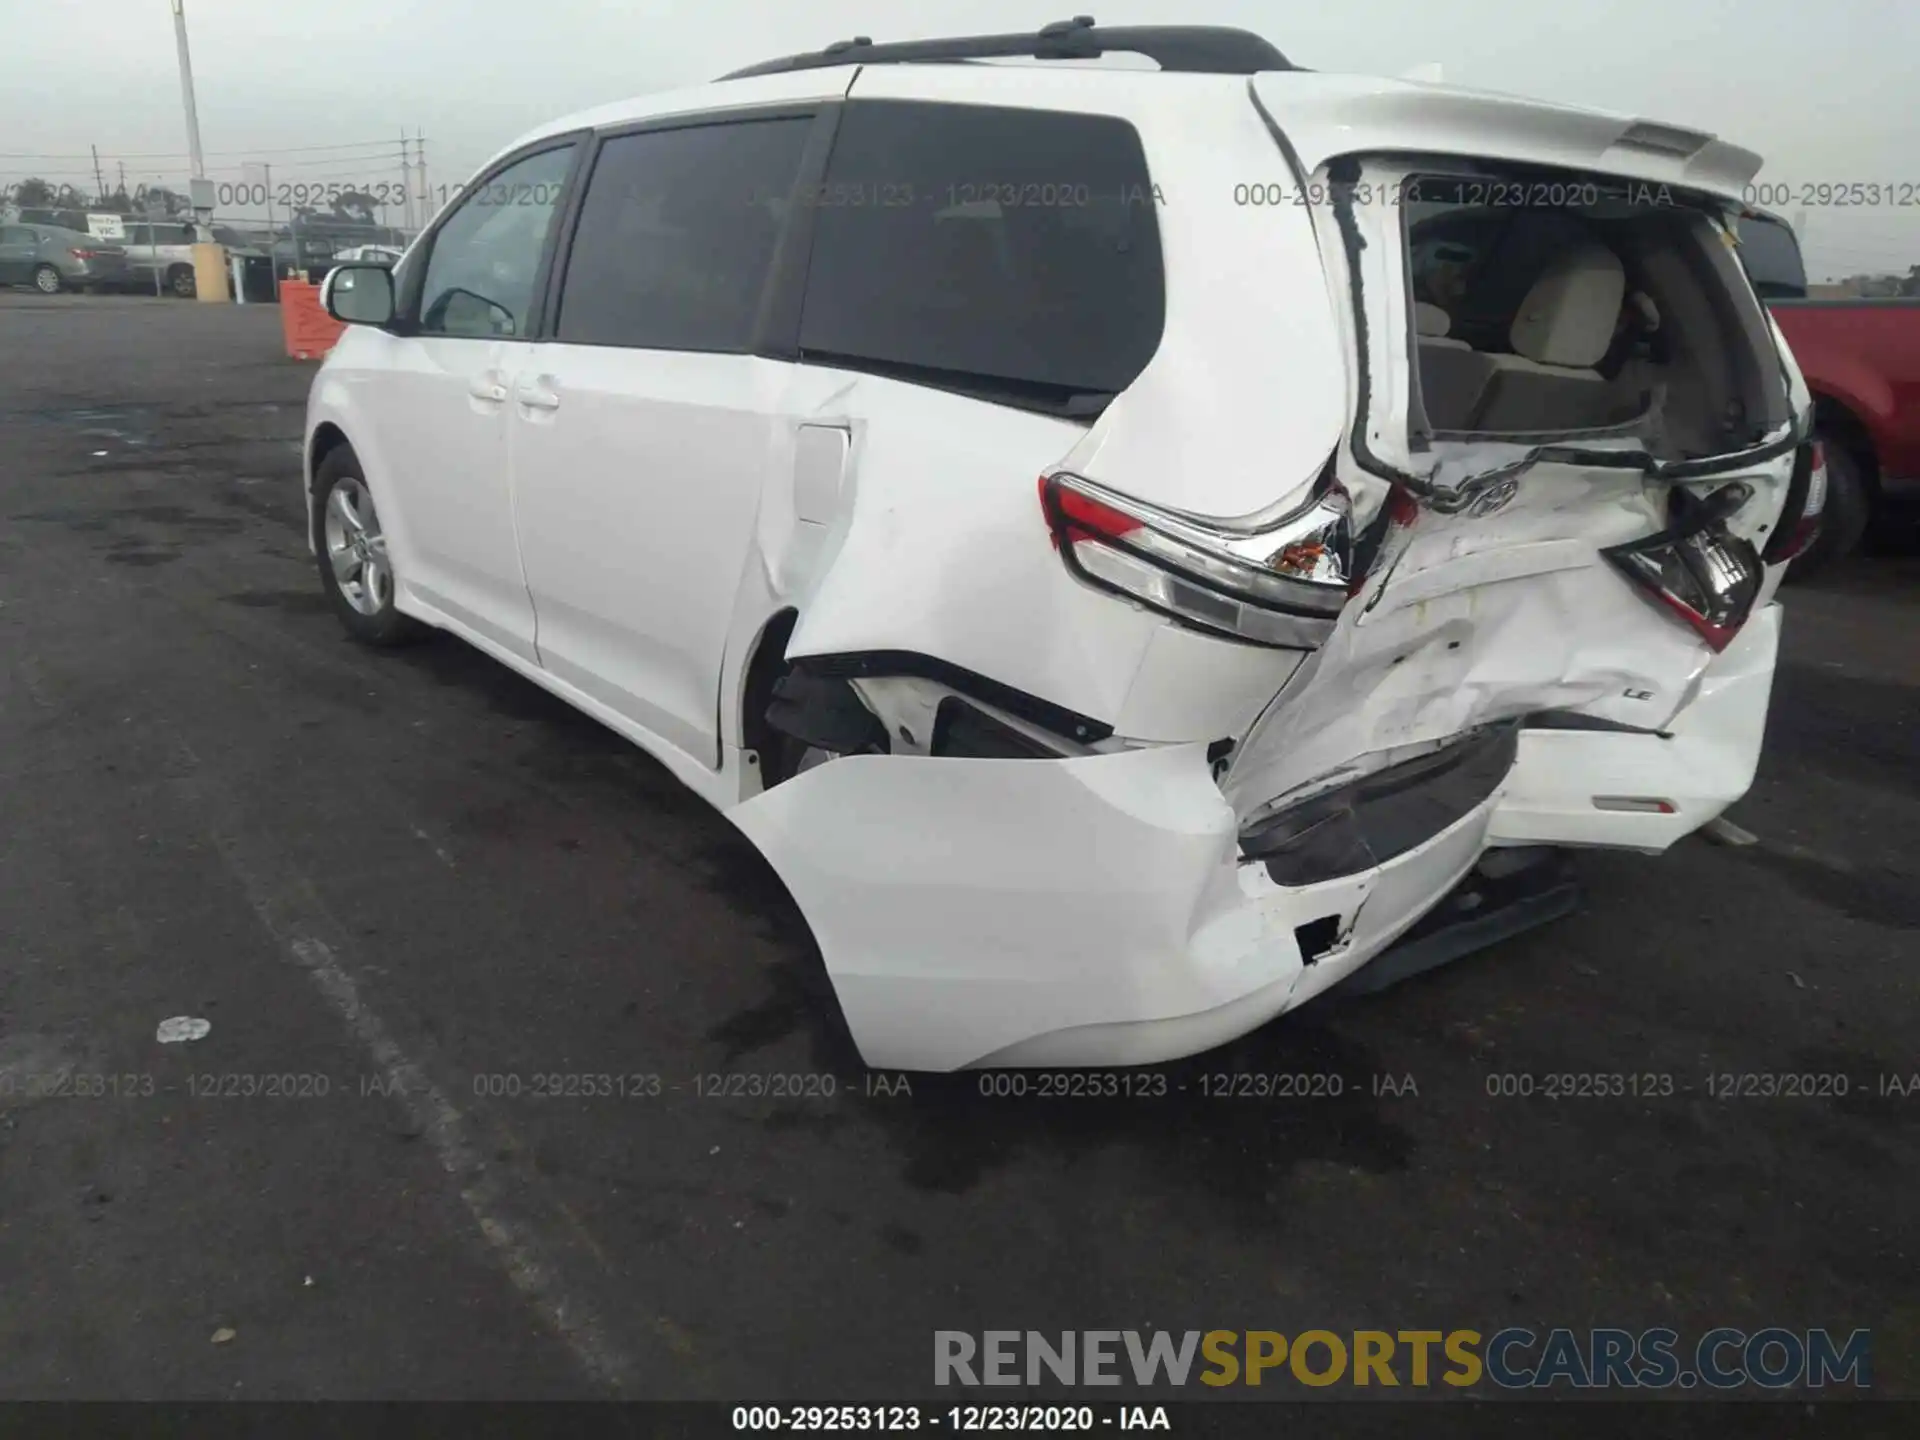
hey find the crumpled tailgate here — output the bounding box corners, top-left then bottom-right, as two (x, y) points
(1222, 461), (1756, 827)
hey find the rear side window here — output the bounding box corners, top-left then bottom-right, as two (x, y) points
(1736, 214), (1807, 299)
(556, 118), (813, 352)
(798, 101), (1165, 409)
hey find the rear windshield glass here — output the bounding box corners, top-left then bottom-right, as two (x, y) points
(797, 100), (1165, 414)
(1735, 213), (1807, 299)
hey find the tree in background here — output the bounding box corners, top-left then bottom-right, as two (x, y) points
(134, 185), (190, 216)
(12, 177), (55, 207)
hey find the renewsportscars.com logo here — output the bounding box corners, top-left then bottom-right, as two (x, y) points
(934, 1329), (1872, 1391)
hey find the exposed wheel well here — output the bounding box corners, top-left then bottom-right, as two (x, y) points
(1813, 394), (1881, 499)
(739, 607), (799, 778)
(307, 424), (352, 544)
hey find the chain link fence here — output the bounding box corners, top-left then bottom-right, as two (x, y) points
(4, 139), (446, 301)
(2, 205), (416, 300)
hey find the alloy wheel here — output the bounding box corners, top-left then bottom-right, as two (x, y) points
(323, 476), (391, 616)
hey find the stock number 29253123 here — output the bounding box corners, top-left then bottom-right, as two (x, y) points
(212, 180), (409, 210)
(976, 1071), (1169, 1098)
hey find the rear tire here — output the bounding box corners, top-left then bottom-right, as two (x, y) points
(1788, 435), (1870, 579)
(32, 264), (61, 295)
(167, 264), (196, 299)
(313, 445), (425, 648)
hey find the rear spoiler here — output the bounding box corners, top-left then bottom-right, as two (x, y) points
(1251, 75), (1765, 202)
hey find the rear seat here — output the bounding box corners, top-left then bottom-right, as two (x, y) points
(1468, 243), (1626, 431)
(1415, 303), (1497, 431)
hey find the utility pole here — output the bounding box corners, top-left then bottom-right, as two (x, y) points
(169, 0), (210, 240)
(415, 128), (430, 235)
(91, 145), (107, 203)
(398, 131), (416, 232)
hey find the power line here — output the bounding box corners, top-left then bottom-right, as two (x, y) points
(0, 138), (417, 160)
(191, 153), (407, 176)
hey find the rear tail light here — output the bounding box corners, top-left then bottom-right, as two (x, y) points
(1039, 469), (1353, 649)
(1767, 440), (1826, 564)
(1601, 482), (1761, 653)
(69, 247), (102, 260)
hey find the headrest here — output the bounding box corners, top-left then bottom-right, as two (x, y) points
(1414, 301), (1453, 338)
(1509, 244), (1627, 368)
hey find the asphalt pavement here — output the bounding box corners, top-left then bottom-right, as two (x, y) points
(0, 292), (1914, 1408)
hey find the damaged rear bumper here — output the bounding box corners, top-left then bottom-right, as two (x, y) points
(1489, 603), (1780, 852)
(728, 603), (1781, 1071)
(728, 739), (1504, 1072)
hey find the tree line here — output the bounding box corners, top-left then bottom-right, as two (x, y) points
(6, 176), (385, 226)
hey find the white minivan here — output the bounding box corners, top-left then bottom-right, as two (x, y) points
(306, 20), (1825, 1071)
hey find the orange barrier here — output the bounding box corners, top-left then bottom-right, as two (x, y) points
(280, 279), (348, 361)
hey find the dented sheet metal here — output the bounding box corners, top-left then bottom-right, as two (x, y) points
(1223, 146), (1799, 828)
(1222, 459), (1722, 824)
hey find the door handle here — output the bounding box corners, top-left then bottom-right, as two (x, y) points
(467, 372), (508, 403)
(514, 377), (561, 412)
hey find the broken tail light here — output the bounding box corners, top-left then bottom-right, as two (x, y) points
(1601, 482), (1762, 653)
(1039, 469), (1352, 649)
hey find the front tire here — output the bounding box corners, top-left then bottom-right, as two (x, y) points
(32, 264), (61, 295)
(314, 446), (424, 647)
(1789, 435), (1870, 578)
(167, 264), (196, 299)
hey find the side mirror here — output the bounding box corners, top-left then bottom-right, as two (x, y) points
(323, 263), (396, 326)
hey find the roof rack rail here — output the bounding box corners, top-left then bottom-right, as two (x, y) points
(718, 16), (1293, 80)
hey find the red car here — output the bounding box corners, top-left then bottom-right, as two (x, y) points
(1739, 210), (1920, 570)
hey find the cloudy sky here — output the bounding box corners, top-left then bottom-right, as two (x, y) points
(6, 0), (1917, 279)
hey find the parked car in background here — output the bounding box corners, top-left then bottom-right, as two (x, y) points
(333, 244), (404, 267)
(12, 206), (95, 233)
(306, 21), (1819, 1071)
(213, 224), (271, 258)
(123, 219), (201, 297)
(1738, 209), (1920, 570)
(0, 222), (128, 293)
(272, 233), (343, 275)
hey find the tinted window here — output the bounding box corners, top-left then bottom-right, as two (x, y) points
(1737, 214), (1807, 299)
(419, 145), (576, 339)
(555, 118), (812, 352)
(797, 101), (1165, 409)
(0, 226), (29, 244)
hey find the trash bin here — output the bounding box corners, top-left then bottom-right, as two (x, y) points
(238, 254), (276, 304)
